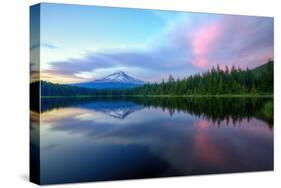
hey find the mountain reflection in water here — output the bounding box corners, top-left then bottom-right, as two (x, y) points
(31, 97), (273, 184)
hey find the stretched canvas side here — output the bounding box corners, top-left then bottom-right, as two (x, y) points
(30, 4), (41, 185)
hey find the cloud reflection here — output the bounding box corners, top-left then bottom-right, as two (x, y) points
(40, 101), (273, 175)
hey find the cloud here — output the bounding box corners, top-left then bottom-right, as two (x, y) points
(191, 21), (223, 68)
(47, 47), (196, 83)
(41, 69), (85, 84)
(198, 16), (273, 68)
(30, 62), (40, 82)
(43, 14), (273, 83)
(30, 43), (58, 50)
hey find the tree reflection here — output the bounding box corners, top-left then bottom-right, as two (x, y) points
(33, 96), (273, 128)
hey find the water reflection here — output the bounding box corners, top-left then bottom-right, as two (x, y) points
(31, 97), (273, 184)
(39, 97), (273, 127)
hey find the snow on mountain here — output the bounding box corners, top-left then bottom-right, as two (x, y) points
(95, 71), (144, 84)
(71, 71), (144, 89)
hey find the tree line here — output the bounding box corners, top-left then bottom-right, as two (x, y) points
(33, 60), (273, 97)
(128, 60), (273, 95)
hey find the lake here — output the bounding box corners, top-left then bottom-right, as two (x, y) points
(30, 97), (273, 184)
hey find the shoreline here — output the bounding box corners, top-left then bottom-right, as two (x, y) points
(41, 94), (274, 99)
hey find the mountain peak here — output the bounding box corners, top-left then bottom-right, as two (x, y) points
(96, 71), (144, 84)
(70, 71), (144, 89)
(115, 71), (126, 75)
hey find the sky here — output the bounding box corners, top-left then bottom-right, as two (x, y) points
(30, 3), (274, 84)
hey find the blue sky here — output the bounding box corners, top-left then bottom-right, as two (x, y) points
(30, 3), (273, 83)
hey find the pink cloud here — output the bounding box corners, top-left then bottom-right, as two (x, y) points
(194, 57), (209, 68)
(192, 23), (222, 55)
(191, 22), (223, 68)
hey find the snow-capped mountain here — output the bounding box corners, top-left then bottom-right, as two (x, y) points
(95, 71), (144, 84)
(71, 71), (144, 89)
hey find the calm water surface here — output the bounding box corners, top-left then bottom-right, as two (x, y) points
(31, 97), (273, 184)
